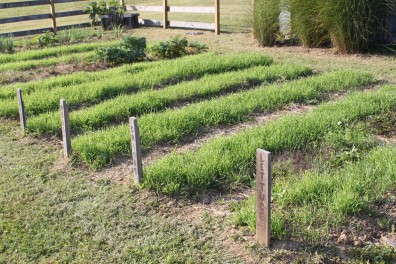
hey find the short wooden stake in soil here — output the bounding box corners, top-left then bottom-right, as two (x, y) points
(256, 149), (272, 247)
(16, 89), (26, 132)
(60, 99), (71, 159)
(129, 117), (143, 184)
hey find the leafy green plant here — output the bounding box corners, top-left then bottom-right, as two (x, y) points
(83, 0), (108, 25)
(96, 36), (146, 64)
(0, 35), (14, 53)
(84, 0), (125, 28)
(36, 32), (58, 47)
(150, 36), (209, 59)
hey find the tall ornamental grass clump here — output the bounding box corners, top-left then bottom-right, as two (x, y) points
(254, 0), (396, 52)
(253, 0), (281, 46)
(289, 0), (329, 47)
(320, 0), (396, 53)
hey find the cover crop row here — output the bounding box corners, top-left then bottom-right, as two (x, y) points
(0, 41), (117, 64)
(234, 146), (396, 239)
(0, 51), (96, 72)
(72, 70), (375, 170)
(143, 84), (396, 195)
(0, 53), (273, 117)
(27, 64), (312, 135)
(0, 62), (154, 100)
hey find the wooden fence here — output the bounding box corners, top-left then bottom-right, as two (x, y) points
(0, 0), (220, 37)
(0, 0), (90, 37)
(127, 0), (220, 35)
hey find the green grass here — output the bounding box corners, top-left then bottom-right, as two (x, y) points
(0, 61), (156, 100)
(0, 40), (117, 64)
(233, 145), (396, 242)
(27, 64), (312, 135)
(0, 52), (273, 117)
(0, 122), (237, 263)
(0, 51), (97, 72)
(142, 85), (396, 195)
(72, 70), (375, 170)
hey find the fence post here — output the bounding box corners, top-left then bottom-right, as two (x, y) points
(49, 0), (57, 34)
(215, 0), (220, 35)
(163, 0), (168, 29)
(16, 89), (26, 133)
(60, 99), (71, 159)
(130, 117), (143, 184)
(256, 149), (272, 247)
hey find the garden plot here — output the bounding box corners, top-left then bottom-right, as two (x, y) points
(27, 64), (312, 135)
(72, 70), (375, 169)
(143, 85), (396, 195)
(0, 52), (272, 117)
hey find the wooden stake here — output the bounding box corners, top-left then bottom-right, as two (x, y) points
(49, 0), (57, 34)
(16, 89), (26, 132)
(130, 117), (143, 184)
(163, 0), (168, 29)
(60, 99), (71, 159)
(256, 149), (272, 247)
(215, 0), (220, 35)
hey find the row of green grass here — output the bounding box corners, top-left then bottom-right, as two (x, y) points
(0, 40), (118, 64)
(233, 145), (396, 241)
(0, 53), (273, 117)
(0, 61), (157, 100)
(27, 64), (312, 135)
(142, 85), (396, 195)
(72, 70), (376, 170)
(0, 51), (97, 72)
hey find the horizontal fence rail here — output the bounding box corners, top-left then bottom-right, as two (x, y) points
(125, 0), (220, 34)
(0, 0), (84, 9)
(0, 0), (221, 37)
(0, 0), (89, 37)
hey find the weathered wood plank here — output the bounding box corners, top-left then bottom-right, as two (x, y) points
(169, 6), (215, 14)
(60, 99), (71, 159)
(0, 11), (84, 25)
(0, 23), (91, 38)
(169, 21), (215, 30)
(0, 14), (51, 24)
(126, 5), (163, 12)
(0, 0), (84, 9)
(138, 19), (163, 27)
(56, 10), (85, 18)
(16, 89), (26, 133)
(129, 117), (143, 184)
(256, 149), (272, 247)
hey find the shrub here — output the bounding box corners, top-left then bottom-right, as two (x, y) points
(150, 35), (189, 59)
(150, 35), (208, 59)
(96, 36), (146, 64)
